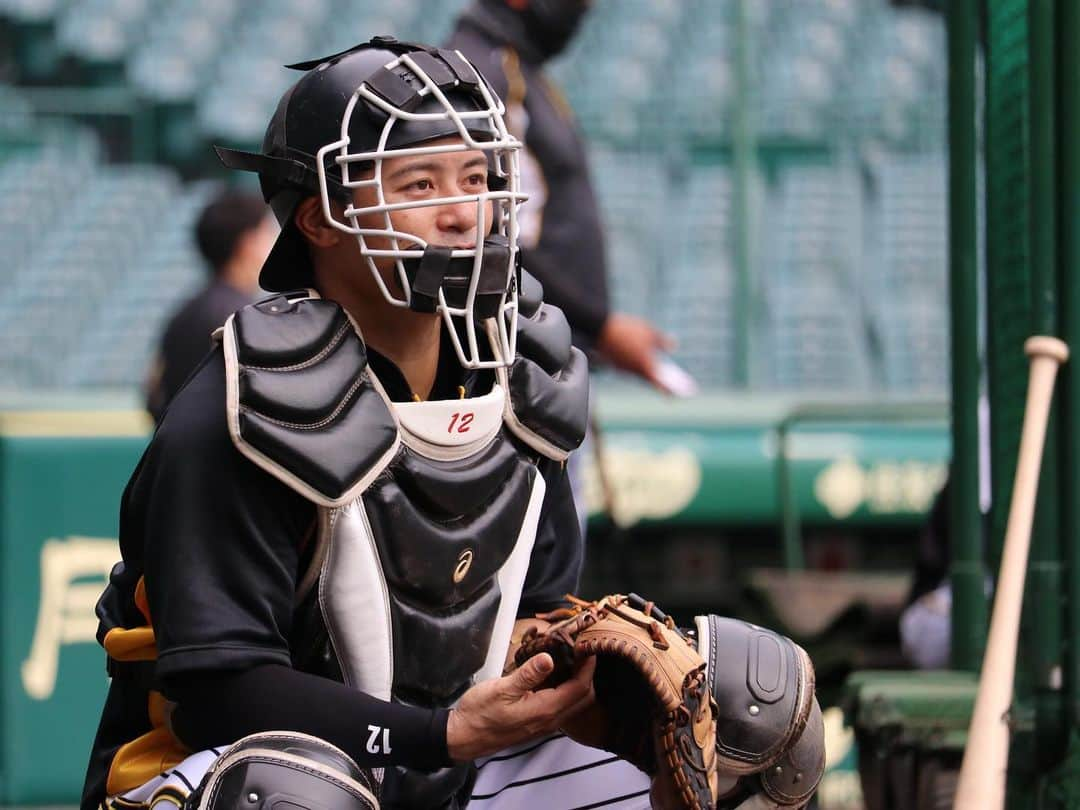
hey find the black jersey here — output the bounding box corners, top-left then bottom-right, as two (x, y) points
(82, 306), (586, 809)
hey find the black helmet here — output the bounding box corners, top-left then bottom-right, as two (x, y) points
(216, 36), (526, 369)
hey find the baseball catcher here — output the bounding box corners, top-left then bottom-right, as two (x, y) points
(80, 29), (823, 810)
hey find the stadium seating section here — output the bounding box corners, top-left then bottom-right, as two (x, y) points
(0, 0), (948, 393)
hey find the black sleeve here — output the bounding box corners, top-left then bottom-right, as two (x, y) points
(519, 255), (609, 339)
(447, 28), (511, 103)
(132, 350), (313, 681)
(517, 458), (583, 616)
(167, 664), (450, 770)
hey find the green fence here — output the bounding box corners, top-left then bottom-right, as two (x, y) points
(0, 406), (149, 805)
(590, 393), (949, 570)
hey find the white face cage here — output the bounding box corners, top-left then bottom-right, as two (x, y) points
(314, 50), (528, 371)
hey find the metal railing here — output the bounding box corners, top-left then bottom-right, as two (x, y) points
(775, 399), (949, 570)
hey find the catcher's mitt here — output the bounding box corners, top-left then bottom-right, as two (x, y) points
(512, 594), (719, 810)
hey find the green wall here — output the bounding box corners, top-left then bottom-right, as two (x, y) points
(0, 410), (147, 804)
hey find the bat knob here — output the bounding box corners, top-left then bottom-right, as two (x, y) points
(1024, 336), (1069, 363)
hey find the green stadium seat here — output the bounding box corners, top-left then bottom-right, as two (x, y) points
(61, 182), (217, 386)
(765, 285), (872, 390)
(0, 164), (178, 388)
(406, 0), (467, 46)
(0, 0), (949, 394)
(128, 0), (242, 101)
(756, 164), (869, 389)
(869, 154), (947, 393)
(0, 0), (69, 22)
(55, 0), (155, 66)
(645, 164), (748, 388)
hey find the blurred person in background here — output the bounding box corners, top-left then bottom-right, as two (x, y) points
(144, 189), (276, 421)
(446, 0), (677, 383)
(447, 0), (683, 532)
(898, 478), (952, 669)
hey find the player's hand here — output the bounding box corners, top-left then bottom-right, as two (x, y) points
(596, 312), (676, 393)
(445, 653), (596, 761)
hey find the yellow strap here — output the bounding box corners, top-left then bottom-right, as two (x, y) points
(500, 48), (528, 125)
(105, 725), (190, 797)
(134, 576), (152, 624)
(103, 626), (157, 662)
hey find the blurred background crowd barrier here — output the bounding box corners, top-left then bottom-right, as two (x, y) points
(0, 0), (947, 394)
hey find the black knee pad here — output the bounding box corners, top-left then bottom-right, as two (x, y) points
(756, 697), (825, 807)
(189, 731), (380, 810)
(694, 615), (825, 807)
(693, 615), (818, 773)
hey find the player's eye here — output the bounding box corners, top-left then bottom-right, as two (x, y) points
(406, 178), (434, 192)
(464, 173), (487, 188)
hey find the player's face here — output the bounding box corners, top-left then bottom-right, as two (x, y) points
(351, 140), (495, 267)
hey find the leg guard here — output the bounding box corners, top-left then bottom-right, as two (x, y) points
(695, 615), (825, 807)
(188, 731), (380, 810)
(714, 702), (825, 809)
(752, 697), (825, 807)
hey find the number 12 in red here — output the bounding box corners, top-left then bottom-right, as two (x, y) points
(448, 412), (474, 434)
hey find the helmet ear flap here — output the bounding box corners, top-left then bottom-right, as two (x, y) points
(213, 145), (355, 217)
(268, 190), (302, 228)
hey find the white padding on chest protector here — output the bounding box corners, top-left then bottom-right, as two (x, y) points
(318, 470), (547, 701)
(475, 470), (546, 684)
(393, 384), (506, 449)
(319, 501), (394, 700)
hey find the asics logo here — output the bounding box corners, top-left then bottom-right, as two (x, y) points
(454, 549), (474, 583)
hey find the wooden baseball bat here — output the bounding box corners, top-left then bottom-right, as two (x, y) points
(953, 335), (1069, 810)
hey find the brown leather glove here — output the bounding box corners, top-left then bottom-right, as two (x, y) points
(511, 594), (720, 810)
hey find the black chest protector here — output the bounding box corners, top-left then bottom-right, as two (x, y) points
(221, 286), (587, 808)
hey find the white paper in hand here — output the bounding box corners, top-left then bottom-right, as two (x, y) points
(655, 357), (700, 397)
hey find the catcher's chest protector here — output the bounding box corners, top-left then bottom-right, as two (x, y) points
(316, 404), (546, 704)
(222, 291), (587, 708)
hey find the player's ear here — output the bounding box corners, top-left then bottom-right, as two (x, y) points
(294, 195), (341, 248)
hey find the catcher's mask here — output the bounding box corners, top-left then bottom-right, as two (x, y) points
(216, 36), (527, 370)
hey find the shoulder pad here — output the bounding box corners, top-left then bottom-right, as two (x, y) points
(500, 302), (588, 460)
(516, 301), (571, 374)
(694, 615), (818, 774)
(223, 293), (399, 507)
